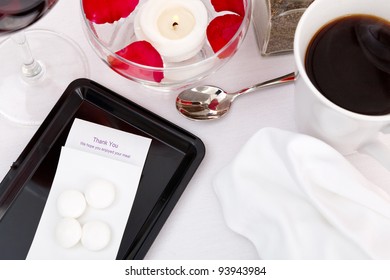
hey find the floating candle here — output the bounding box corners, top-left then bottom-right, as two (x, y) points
(134, 0), (208, 62)
(157, 7), (195, 40)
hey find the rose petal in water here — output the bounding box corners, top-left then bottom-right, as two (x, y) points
(109, 41), (164, 83)
(211, 0), (245, 17)
(207, 14), (243, 58)
(82, 0), (139, 24)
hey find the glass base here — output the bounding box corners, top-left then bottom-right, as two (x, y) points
(0, 29), (89, 126)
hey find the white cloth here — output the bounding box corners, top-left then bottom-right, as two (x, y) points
(213, 128), (390, 259)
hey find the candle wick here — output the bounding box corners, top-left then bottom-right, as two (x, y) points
(172, 22), (179, 31)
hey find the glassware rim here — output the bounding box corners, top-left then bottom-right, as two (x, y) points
(80, 0), (252, 72)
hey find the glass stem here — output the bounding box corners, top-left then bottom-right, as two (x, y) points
(12, 32), (44, 79)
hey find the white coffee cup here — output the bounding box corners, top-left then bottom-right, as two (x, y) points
(294, 0), (390, 170)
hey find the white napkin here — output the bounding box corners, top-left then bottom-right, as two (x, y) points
(213, 128), (390, 259)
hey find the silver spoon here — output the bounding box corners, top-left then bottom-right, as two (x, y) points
(176, 72), (296, 120)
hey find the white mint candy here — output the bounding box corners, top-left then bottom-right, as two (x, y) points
(85, 179), (116, 209)
(57, 190), (87, 218)
(81, 220), (111, 251)
(56, 218), (82, 248)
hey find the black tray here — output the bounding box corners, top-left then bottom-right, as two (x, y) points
(0, 79), (205, 260)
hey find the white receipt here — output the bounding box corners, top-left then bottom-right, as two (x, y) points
(27, 119), (152, 259)
(65, 118), (151, 166)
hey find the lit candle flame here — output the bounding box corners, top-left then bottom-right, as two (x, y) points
(172, 15), (180, 31)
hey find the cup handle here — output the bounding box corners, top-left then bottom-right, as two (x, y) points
(359, 126), (390, 170)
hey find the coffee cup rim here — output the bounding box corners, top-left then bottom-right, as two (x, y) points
(294, 0), (390, 122)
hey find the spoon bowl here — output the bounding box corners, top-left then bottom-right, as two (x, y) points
(176, 72), (296, 120)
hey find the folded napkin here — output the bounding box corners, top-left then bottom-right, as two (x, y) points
(213, 128), (390, 259)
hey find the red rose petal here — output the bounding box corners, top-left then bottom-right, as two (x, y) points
(207, 14), (243, 58)
(82, 0), (139, 24)
(109, 41), (164, 83)
(211, 0), (245, 17)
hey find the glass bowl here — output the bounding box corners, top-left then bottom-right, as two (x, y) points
(81, 0), (252, 91)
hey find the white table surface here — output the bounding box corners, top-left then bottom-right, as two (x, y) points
(1, 0), (390, 260)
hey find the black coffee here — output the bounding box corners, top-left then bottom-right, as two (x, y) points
(305, 14), (390, 115)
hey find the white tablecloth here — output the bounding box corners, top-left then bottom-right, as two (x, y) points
(1, 0), (390, 259)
